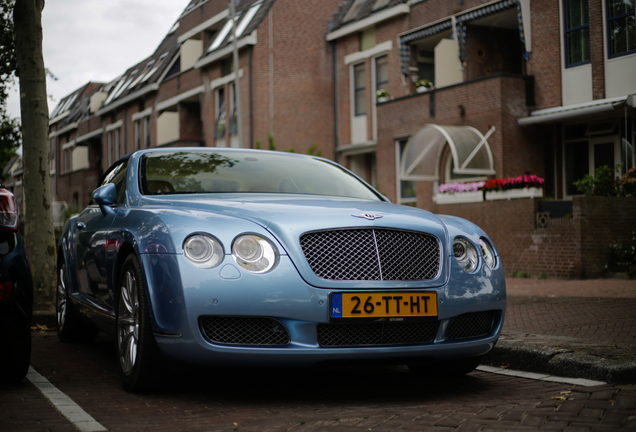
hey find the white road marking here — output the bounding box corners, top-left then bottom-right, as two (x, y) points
(477, 365), (606, 387)
(27, 367), (107, 432)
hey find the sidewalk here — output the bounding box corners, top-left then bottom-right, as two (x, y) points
(484, 277), (636, 384)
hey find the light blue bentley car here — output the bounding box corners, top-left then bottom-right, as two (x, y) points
(57, 148), (505, 392)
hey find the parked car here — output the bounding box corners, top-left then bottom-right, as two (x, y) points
(57, 148), (506, 392)
(0, 186), (33, 385)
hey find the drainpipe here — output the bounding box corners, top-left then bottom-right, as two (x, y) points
(230, 0), (244, 148)
(332, 41), (339, 163)
(249, 45), (253, 148)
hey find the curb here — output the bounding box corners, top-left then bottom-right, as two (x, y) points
(484, 340), (636, 385)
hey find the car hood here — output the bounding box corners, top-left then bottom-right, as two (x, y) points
(140, 194), (450, 289)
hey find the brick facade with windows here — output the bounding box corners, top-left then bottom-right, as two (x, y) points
(41, 0), (635, 278)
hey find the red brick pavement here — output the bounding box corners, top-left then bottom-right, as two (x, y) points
(504, 296), (636, 344)
(1, 332), (635, 431)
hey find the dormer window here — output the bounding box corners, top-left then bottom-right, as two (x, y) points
(343, 0), (366, 23)
(209, 17), (236, 52)
(231, 1), (262, 41)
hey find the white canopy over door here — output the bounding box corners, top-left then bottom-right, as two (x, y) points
(400, 124), (496, 181)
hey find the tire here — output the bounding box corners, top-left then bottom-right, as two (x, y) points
(408, 355), (483, 377)
(116, 254), (163, 392)
(56, 262), (99, 343)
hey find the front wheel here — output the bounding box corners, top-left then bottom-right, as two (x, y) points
(116, 254), (163, 392)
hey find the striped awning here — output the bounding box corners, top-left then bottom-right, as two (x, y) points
(399, 20), (452, 75)
(455, 0), (520, 62)
(400, 0), (527, 74)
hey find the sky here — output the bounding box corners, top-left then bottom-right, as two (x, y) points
(6, 0), (191, 119)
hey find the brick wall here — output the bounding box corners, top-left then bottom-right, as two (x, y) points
(376, 74), (539, 204)
(434, 196), (636, 279)
(577, 196), (636, 278)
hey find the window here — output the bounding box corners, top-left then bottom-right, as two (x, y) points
(116, 128), (121, 160)
(397, 140), (416, 206)
(63, 147), (72, 173)
(215, 87), (226, 138)
(607, 0), (636, 57)
(375, 55), (388, 99)
(343, 0), (366, 22)
(134, 120), (141, 151)
(100, 160), (128, 204)
(230, 83), (238, 134)
(372, 0), (391, 11)
(145, 117), (151, 148)
(232, 1), (261, 39)
(209, 17), (236, 52)
(563, 0), (590, 66)
(353, 63), (366, 116)
(108, 131), (114, 165)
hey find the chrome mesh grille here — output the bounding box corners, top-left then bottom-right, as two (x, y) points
(317, 321), (438, 347)
(199, 316), (290, 346)
(446, 311), (496, 340)
(300, 228), (440, 281)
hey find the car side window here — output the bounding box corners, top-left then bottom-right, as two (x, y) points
(99, 161), (128, 205)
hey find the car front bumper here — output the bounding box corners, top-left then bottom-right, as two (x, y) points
(142, 254), (506, 367)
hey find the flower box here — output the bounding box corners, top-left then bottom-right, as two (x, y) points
(485, 187), (543, 201)
(434, 191), (483, 204)
(416, 86), (429, 93)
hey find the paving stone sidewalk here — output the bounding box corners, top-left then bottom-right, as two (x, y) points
(484, 277), (636, 384)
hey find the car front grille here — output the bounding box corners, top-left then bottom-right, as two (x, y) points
(300, 228), (441, 281)
(199, 316), (290, 346)
(317, 321), (438, 347)
(446, 311), (496, 340)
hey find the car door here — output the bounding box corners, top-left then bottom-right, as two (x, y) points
(75, 161), (128, 314)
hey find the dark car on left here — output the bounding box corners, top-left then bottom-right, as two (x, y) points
(0, 185), (33, 384)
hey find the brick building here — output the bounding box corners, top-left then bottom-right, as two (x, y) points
(327, 0), (635, 206)
(47, 0), (341, 210)
(43, 0), (636, 277)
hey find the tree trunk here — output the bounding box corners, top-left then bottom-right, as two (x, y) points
(14, 0), (55, 311)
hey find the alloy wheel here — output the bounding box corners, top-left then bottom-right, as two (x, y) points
(57, 266), (67, 330)
(117, 270), (140, 375)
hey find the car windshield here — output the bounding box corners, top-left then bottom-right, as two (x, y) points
(140, 150), (382, 200)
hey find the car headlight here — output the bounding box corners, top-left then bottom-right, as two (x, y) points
(453, 237), (478, 273)
(232, 234), (278, 273)
(479, 238), (496, 269)
(183, 234), (224, 269)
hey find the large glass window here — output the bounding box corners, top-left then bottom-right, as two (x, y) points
(607, 0), (636, 57)
(564, 0), (590, 66)
(565, 141), (589, 195)
(353, 63), (366, 116)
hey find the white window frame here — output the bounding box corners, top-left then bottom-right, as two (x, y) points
(395, 139), (416, 206)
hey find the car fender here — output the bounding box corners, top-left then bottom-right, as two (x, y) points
(437, 214), (506, 312)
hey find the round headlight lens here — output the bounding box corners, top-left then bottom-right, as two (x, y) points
(232, 234), (278, 273)
(453, 237), (478, 273)
(479, 238), (496, 269)
(183, 235), (223, 269)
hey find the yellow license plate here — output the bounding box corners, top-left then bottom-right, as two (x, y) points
(330, 292), (437, 320)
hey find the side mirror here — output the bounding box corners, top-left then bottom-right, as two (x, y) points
(92, 184), (117, 216)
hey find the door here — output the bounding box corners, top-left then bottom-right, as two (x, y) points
(76, 160), (128, 314)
